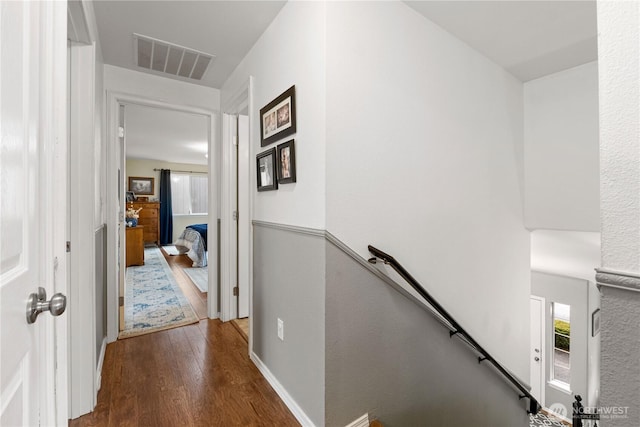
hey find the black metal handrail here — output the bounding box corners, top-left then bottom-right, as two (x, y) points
(368, 245), (540, 415)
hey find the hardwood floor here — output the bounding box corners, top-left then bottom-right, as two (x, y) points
(231, 318), (249, 343)
(162, 248), (208, 320)
(70, 319), (300, 427)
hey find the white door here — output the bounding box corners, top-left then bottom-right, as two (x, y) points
(0, 1), (67, 425)
(237, 114), (250, 318)
(530, 296), (545, 405)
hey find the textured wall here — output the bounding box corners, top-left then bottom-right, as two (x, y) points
(597, 2), (640, 426)
(597, 2), (640, 272)
(325, 240), (529, 427)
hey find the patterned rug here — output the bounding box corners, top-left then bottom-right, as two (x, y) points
(529, 412), (567, 427)
(119, 247), (199, 339)
(183, 267), (208, 293)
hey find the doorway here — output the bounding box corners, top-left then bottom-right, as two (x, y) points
(119, 103), (212, 337)
(106, 92), (218, 342)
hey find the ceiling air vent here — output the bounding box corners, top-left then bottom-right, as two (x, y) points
(134, 33), (215, 81)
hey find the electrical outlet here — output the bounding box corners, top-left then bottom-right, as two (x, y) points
(277, 318), (284, 341)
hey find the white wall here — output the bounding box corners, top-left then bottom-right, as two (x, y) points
(221, 1), (326, 230)
(325, 1), (529, 379)
(125, 158), (208, 242)
(524, 62), (600, 231)
(104, 64), (220, 112)
(531, 230), (601, 282)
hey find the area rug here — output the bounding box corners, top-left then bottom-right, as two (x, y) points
(183, 267), (208, 293)
(119, 247), (199, 339)
(162, 245), (181, 256)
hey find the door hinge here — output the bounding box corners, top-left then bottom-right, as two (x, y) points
(119, 296), (124, 307)
(66, 241), (71, 252)
(233, 286), (238, 296)
(118, 126), (125, 138)
(233, 211), (238, 221)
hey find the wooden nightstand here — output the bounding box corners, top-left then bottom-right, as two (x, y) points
(125, 226), (144, 267)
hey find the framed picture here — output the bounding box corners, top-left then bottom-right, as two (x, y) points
(125, 191), (136, 202)
(256, 148), (278, 192)
(128, 176), (154, 195)
(260, 85), (296, 147)
(277, 139), (296, 184)
(592, 308), (600, 337)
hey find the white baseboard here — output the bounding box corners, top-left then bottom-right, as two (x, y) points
(250, 352), (316, 427)
(345, 413), (370, 427)
(95, 337), (107, 391)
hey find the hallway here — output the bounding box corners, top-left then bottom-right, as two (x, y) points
(70, 320), (299, 426)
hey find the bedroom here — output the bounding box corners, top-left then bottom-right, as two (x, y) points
(121, 103), (214, 337)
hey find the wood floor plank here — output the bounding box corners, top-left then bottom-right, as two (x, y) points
(162, 248), (208, 319)
(70, 319), (299, 427)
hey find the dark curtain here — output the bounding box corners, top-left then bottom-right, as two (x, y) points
(159, 169), (173, 245)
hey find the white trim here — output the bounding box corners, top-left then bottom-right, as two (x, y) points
(548, 379), (572, 395)
(95, 337), (107, 391)
(344, 413), (370, 427)
(530, 295), (546, 408)
(68, 40), (98, 419)
(220, 113), (237, 322)
(46, 2), (69, 424)
(250, 352), (316, 427)
(220, 78), (253, 326)
(105, 91), (219, 342)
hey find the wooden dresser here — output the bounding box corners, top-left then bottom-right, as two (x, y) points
(125, 226), (144, 267)
(129, 201), (160, 245)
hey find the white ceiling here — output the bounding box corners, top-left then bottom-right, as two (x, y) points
(108, 1), (597, 162)
(405, 0), (597, 81)
(125, 104), (209, 165)
(93, 0), (286, 88)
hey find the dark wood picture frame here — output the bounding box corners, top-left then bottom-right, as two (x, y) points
(592, 308), (600, 337)
(277, 139), (296, 184)
(256, 148), (278, 192)
(128, 176), (154, 195)
(260, 85), (296, 147)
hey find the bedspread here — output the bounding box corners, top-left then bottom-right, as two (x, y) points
(174, 228), (207, 267)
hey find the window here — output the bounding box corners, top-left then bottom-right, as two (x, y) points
(552, 302), (571, 387)
(171, 173), (208, 215)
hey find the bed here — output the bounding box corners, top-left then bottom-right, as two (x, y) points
(174, 223), (208, 267)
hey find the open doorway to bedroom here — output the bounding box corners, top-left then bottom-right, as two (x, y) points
(120, 103), (211, 338)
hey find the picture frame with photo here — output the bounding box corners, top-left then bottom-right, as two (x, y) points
(256, 148), (278, 192)
(277, 139), (296, 184)
(128, 176), (154, 195)
(260, 85), (296, 147)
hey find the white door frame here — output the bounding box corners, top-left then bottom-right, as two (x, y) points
(68, 40), (100, 418)
(105, 91), (219, 341)
(220, 78), (253, 330)
(530, 295), (546, 407)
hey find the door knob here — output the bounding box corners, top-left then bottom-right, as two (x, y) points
(26, 287), (67, 324)
(534, 356), (540, 362)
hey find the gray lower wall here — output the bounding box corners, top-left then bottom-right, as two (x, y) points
(325, 238), (529, 427)
(253, 223), (325, 426)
